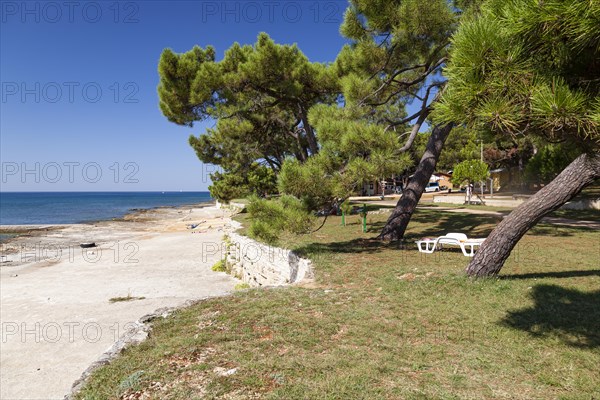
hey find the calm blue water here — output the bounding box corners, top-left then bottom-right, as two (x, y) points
(0, 192), (212, 225)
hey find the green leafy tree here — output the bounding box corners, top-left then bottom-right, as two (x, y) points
(452, 159), (489, 203)
(525, 144), (580, 184)
(247, 104), (414, 243)
(208, 171), (248, 202)
(209, 163), (276, 202)
(157, 33), (339, 201)
(484, 137), (535, 175)
(280, 104), (414, 204)
(263, 0), (477, 242)
(335, 0), (478, 241)
(433, 126), (480, 171)
(436, 0), (600, 276)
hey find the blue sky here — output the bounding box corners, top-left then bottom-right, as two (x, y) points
(1, 1), (351, 191)
(1, 1), (426, 192)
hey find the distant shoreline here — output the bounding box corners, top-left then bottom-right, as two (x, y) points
(0, 192), (214, 226)
(0, 200), (215, 243)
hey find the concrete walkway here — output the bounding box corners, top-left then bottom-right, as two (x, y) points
(1, 206), (238, 400)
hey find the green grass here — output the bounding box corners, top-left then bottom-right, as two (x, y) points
(109, 295), (146, 303)
(422, 202), (600, 222)
(576, 182), (600, 200)
(77, 209), (600, 399)
(211, 259), (228, 273)
(229, 198), (251, 205)
(549, 208), (600, 221)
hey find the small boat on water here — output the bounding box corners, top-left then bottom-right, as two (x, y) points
(80, 242), (96, 248)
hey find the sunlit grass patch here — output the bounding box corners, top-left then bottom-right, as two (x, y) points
(78, 208), (600, 399)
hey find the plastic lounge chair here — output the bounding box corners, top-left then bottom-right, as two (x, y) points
(416, 233), (485, 257)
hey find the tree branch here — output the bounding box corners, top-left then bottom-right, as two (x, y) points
(397, 107), (431, 152)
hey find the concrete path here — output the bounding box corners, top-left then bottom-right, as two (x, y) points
(0, 206), (238, 400)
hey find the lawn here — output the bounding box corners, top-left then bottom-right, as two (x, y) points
(77, 209), (600, 399)
(418, 202), (600, 221)
(549, 208), (600, 221)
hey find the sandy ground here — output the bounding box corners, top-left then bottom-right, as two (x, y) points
(0, 204), (239, 400)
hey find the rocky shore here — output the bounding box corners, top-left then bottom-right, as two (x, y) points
(0, 203), (240, 399)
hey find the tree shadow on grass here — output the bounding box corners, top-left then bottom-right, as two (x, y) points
(299, 209), (594, 259)
(297, 211), (500, 258)
(406, 211), (499, 240)
(412, 210), (592, 239)
(367, 210), (500, 238)
(294, 237), (400, 257)
(528, 225), (576, 237)
(501, 284), (600, 348)
(501, 270), (600, 280)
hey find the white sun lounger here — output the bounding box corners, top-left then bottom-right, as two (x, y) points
(416, 233), (486, 257)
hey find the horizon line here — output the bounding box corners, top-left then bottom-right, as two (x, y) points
(0, 190), (211, 193)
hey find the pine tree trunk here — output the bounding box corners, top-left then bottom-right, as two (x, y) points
(299, 104), (319, 155)
(377, 123), (454, 241)
(466, 152), (600, 277)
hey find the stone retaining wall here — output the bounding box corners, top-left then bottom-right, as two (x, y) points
(225, 232), (313, 287)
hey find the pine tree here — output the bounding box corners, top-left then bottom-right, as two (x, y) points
(157, 33), (339, 200)
(435, 0), (600, 276)
(336, 0), (469, 241)
(268, 0), (474, 241)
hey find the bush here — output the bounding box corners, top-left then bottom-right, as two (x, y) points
(525, 144), (579, 184)
(211, 259), (227, 272)
(340, 201), (353, 215)
(234, 283), (251, 290)
(246, 195), (315, 244)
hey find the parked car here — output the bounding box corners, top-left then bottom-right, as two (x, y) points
(425, 182), (440, 192)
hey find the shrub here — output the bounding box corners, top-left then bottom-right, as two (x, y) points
(211, 259), (227, 272)
(234, 283), (251, 290)
(246, 195), (315, 244)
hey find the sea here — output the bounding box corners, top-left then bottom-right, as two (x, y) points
(0, 191), (213, 226)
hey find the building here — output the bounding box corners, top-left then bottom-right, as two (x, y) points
(430, 172), (453, 189)
(361, 177), (404, 196)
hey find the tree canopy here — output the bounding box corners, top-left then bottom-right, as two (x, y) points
(246, 0), (471, 242)
(157, 33), (340, 200)
(436, 0), (599, 146)
(436, 0), (600, 276)
(452, 159), (489, 186)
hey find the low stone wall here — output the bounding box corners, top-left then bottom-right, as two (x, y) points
(225, 232), (313, 287)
